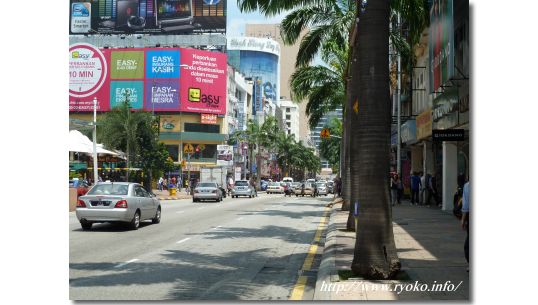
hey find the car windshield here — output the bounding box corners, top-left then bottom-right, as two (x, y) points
(235, 181), (248, 186)
(270, 182), (280, 186)
(87, 184), (129, 195)
(198, 183), (216, 188)
(316, 183), (326, 187)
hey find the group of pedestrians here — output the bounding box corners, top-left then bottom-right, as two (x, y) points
(157, 175), (183, 192)
(408, 171), (440, 206)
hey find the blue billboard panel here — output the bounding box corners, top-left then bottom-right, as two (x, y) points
(146, 50), (181, 79)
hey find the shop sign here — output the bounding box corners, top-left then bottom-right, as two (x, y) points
(201, 113), (218, 124)
(429, 0), (455, 92)
(416, 108), (432, 140)
(401, 120), (417, 144)
(432, 129), (465, 141)
(160, 115), (180, 132)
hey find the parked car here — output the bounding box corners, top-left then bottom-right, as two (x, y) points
(76, 182), (161, 231)
(232, 180), (257, 198)
(316, 182), (328, 196)
(193, 182), (223, 202)
(70, 179), (91, 196)
(267, 182), (284, 194)
(326, 181), (334, 194)
(296, 182), (314, 197)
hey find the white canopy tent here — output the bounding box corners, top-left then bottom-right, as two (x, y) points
(69, 130), (118, 156)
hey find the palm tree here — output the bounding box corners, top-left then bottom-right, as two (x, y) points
(98, 100), (151, 181)
(347, 0), (400, 279)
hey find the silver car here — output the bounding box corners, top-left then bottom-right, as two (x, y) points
(231, 180), (257, 198)
(76, 182), (161, 231)
(193, 182), (223, 202)
(316, 182), (328, 196)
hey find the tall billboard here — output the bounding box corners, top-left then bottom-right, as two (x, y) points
(429, 0), (454, 92)
(69, 0), (226, 35)
(69, 44), (227, 114)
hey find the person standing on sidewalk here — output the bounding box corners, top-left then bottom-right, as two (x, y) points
(410, 172), (422, 205)
(427, 173), (441, 207)
(390, 173), (400, 206)
(461, 180), (470, 269)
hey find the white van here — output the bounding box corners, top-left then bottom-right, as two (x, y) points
(283, 177), (294, 183)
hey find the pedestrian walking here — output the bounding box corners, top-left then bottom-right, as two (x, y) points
(158, 176), (164, 191)
(390, 173), (400, 206)
(461, 180), (470, 271)
(410, 172), (422, 205)
(426, 173), (441, 207)
(420, 172), (427, 204)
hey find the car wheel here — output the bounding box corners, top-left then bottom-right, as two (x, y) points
(129, 211), (141, 230)
(81, 221), (92, 231)
(152, 206), (161, 224)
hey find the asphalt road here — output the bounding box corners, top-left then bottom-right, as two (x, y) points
(69, 193), (333, 300)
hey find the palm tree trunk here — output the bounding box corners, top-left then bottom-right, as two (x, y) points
(345, 73), (355, 231)
(349, 0), (400, 279)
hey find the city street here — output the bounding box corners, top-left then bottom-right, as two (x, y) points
(69, 193), (332, 300)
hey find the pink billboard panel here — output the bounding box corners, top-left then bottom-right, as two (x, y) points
(69, 44), (111, 111)
(180, 49), (227, 115)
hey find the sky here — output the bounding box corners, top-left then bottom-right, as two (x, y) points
(227, 1), (289, 37)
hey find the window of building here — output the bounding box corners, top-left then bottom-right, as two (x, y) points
(286, 107), (290, 113)
(286, 122), (291, 128)
(191, 144), (217, 161)
(165, 145), (179, 162)
(286, 115), (291, 120)
(184, 123), (220, 133)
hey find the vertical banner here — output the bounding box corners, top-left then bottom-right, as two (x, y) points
(429, 0), (454, 93)
(253, 77), (263, 115)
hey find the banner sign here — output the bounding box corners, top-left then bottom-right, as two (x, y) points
(401, 120), (417, 144)
(69, 0), (227, 35)
(69, 44), (227, 114)
(253, 77), (263, 114)
(217, 145), (233, 166)
(416, 108), (433, 140)
(432, 129), (465, 141)
(429, 0), (455, 92)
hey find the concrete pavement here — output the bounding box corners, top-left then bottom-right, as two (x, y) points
(314, 200), (470, 300)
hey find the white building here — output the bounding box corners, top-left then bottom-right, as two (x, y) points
(276, 100), (300, 142)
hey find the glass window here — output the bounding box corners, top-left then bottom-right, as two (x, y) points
(235, 180), (248, 186)
(184, 123), (220, 133)
(191, 144), (217, 160)
(88, 184), (129, 196)
(198, 182), (217, 188)
(165, 145), (179, 162)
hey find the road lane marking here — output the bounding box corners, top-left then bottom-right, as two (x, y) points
(289, 206), (331, 300)
(114, 259), (139, 268)
(290, 276), (308, 300)
(236, 217), (243, 221)
(211, 226), (222, 230)
(176, 237), (191, 244)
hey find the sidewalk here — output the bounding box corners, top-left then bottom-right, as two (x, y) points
(152, 189), (192, 201)
(314, 200), (469, 300)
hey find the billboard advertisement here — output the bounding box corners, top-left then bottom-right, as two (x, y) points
(429, 0), (455, 92)
(179, 48), (227, 114)
(69, 0), (226, 35)
(69, 44), (226, 114)
(217, 145), (233, 166)
(227, 37), (280, 104)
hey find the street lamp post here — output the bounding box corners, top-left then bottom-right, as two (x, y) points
(92, 97), (99, 183)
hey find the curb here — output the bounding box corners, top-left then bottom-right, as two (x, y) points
(313, 203), (340, 300)
(158, 197), (191, 200)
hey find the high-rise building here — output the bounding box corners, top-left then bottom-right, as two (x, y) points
(310, 107), (343, 168)
(275, 100), (300, 142)
(244, 24), (311, 146)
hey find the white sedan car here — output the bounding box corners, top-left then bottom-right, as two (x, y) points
(76, 182), (161, 230)
(266, 182), (284, 194)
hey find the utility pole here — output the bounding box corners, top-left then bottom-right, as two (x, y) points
(92, 97), (98, 184)
(396, 12), (402, 176)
